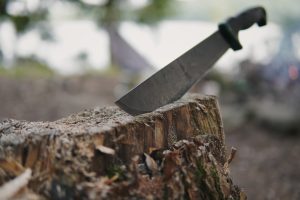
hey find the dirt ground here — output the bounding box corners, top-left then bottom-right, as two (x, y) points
(0, 76), (117, 121)
(225, 125), (300, 200)
(0, 75), (299, 199)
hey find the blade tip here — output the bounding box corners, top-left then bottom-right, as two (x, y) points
(115, 100), (145, 116)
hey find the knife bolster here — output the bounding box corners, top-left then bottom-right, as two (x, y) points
(218, 23), (243, 51)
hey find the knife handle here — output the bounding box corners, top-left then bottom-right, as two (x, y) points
(218, 6), (267, 50)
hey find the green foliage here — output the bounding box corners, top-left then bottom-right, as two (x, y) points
(0, 0), (174, 30)
(1, 0), (300, 30)
(137, 0), (173, 24)
(0, 0), (8, 16)
(9, 15), (31, 33)
(0, 1), (49, 33)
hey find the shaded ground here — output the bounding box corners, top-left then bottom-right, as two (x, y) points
(0, 75), (299, 199)
(225, 125), (300, 200)
(0, 75), (117, 121)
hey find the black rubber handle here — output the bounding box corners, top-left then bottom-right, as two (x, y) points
(218, 6), (267, 50)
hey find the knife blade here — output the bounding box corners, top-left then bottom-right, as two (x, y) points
(116, 7), (267, 115)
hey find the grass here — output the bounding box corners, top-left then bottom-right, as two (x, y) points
(0, 59), (123, 79)
(0, 58), (55, 78)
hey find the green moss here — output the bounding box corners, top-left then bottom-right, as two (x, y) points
(210, 167), (224, 200)
(195, 161), (215, 199)
(163, 185), (169, 200)
(210, 168), (218, 179)
(195, 160), (206, 180)
(105, 164), (126, 180)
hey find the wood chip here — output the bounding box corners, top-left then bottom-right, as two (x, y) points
(0, 159), (25, 176)
(143, 153), (158, 174)
(96, 145), (115, 155)
(228, 147), (237, 164)
(0, 168), (32, 200)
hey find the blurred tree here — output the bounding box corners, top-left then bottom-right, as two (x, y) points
(1, 0), (299, 73)
(0, 0), (174, 36)
(0, 0), (50, 33)
(0, 0), (8, 16)
(0, 0), (51, 67)
(0, 0), (173, 70)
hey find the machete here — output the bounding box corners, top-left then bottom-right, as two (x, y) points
(116, 6), (267, 115)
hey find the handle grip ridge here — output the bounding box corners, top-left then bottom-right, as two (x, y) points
(218, 6), (267, 50)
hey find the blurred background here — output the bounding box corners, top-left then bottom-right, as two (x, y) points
(0, 0), (299, 199)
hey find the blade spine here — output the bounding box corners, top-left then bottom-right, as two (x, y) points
(116, 31), (220, 101)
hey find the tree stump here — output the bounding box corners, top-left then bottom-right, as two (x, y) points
(0, 94), (245, 199)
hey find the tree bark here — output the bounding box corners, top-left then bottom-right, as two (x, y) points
(0, 94), (245, 199)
